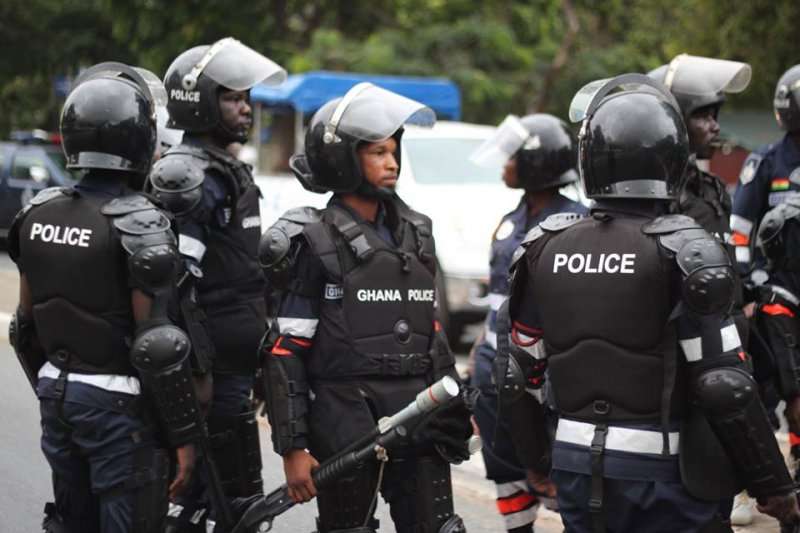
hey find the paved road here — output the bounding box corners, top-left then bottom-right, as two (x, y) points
(0, 252), (782, 532)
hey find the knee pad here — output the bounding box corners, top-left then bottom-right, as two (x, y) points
(316, 463), (380, 532)
(384, 455), (457, 533)
(207, 409), (263, 497)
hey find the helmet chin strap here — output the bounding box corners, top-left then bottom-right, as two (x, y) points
(212, 121), (248, 146)
(354, 180), (395, 199)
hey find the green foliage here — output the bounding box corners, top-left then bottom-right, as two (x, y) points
(1, 0), (798, 135)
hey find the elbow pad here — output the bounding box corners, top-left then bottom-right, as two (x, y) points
(131, 324), (203, 447)
(694, 365), (793, 498)
(264, 351), (310, 455)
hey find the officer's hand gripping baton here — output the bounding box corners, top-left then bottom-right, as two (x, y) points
(227, 376), (463, 533)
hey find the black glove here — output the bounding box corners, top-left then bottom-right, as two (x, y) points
(411, 385), (478, 464)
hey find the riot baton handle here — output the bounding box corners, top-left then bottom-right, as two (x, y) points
(228, 376), (461, 533)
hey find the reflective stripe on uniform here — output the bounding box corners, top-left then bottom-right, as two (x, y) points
(485, 329), (498, 350)
(556, 418), (679, 455)
(488, 292), (507, 311)
(38, 361), (141, 395)
(178, 234), (207, 262)
(735, 246), (751, 265)
(495, 479), (538, 529)
(679, 337), (703, 362)
(767, 285), (800, 307)
(720, 324), (741, 352)
(729, 215), (753, 237)
(276, 317), (319, 338)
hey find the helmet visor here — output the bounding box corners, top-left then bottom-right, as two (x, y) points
(569, 74), (680, 123)
(331, 83), (436, 142)
(663, 54), (751, 96)
(195, 37), (286, 91)
(469, 115), (529, 167)
(133, 67), (168, 108)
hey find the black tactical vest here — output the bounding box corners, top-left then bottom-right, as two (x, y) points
(515, 212), (688, 425)
(193, 145), (265, 301)
(303, 200), (438, 380)
(12, 188), (149, 375)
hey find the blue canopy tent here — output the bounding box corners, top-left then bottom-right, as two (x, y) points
(248, 71), (461, 172)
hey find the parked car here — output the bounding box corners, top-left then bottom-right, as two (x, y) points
(255, 120), (525, 343)
(0, 131), (78, 238)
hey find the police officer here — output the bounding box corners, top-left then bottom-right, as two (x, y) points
(8, 63), (203, 533)
(259, 83), (472, 533)
(468, 113), (586, 532)
(732, 64), (800, 273)
(500, 74), (800, 532)
(649, 53), (755, 527)
(148, 38), (286, 529)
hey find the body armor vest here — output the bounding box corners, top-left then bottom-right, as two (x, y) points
(193, 145), (265, 302)
(303, 200), (438, 380)
(521, 213), (688, 425)
(16, 189), (143, 375)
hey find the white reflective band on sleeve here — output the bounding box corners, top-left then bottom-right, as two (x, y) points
(488, 292), (507, 311)
(38, 361), (141, 395)
(769, 285), (800, 306)
(735, 246), (751, 265)
(485, 329), (498, 350)
(730, 215), (753, 236)
(679, 337), (703, 362)
(277, 317), (319, 338)
(519, 339), (547, 360)
(496, 480), (529, 498)
(720, 324), (741, 352)
(179, 234), (207, 262)
(556, 418), (679, 455)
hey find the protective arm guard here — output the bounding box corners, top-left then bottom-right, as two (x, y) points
(694, 364), (794, 498)
(9, 308), (46, 392)
(131, 324), (203, 448)
(264, 341), (311, 455)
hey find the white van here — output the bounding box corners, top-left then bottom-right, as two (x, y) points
(255, 121), (522, 341)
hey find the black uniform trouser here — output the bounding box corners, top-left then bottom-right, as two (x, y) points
(309, 378), (459, 533)
(38, 377), (167, 533)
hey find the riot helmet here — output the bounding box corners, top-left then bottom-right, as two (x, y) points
(774, 65), (800, 132)
(60, 62), (160, 174)
(569, 73), (689, 200)
(648, 54), (751, 119)
(132, 67), (184, 153)
(290, 82), (436, 196)
(470, 113), (577, 192)
(163, 37), (286, 142)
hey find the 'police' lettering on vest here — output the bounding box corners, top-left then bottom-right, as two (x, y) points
(29, 222), (92, 248)
(553, 253), (635, 274)
(170, 89), (200, 103)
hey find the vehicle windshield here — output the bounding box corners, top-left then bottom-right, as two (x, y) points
(403, 138), (503, 185)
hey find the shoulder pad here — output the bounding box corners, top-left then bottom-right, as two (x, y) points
(677, 236), (735, 315)
(149, 151), (206, 193)
(259, 209), (319, 269)
(540, 212), (583, 232)
(100, 194), (156, 215)
(120, 229), (177, 256)
(758, 202), (800, 248)
(510, 226), (545, 270)
(658, 227), (711, 254)
(641, 214), (701, 235)
(29, 187), (69, 206)
(113, 208), (171, 236)
(279, 206), (321, 225)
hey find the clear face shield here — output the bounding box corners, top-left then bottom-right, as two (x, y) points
(662, 54), (751, 97)
(468, 115), (532, 168)
(322, 82), (436, 145)
(181, 37), (287, 92)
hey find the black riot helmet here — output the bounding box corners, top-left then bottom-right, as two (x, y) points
(163, 37), (286, 142)
(569, 73), (689, 200)
(289, 82), (436, 196)
(774, 65), (800, 132)
(648, 54), (751, 119)
(470, 113), (577, 192)
(60, 62), (160, 174)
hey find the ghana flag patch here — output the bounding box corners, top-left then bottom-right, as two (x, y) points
(771, 178), (790, 191)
